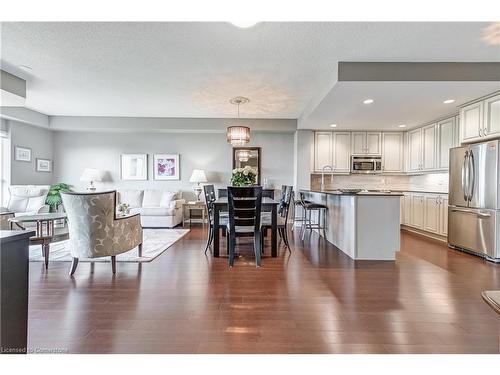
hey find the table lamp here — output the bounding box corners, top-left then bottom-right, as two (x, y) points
(189, 169), (207, 201)
(80, 168), (104, 191)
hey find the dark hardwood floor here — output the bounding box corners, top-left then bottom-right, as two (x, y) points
(27, 226), (500, 354)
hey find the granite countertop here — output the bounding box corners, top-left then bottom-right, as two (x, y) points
(301, 189), (403, 197)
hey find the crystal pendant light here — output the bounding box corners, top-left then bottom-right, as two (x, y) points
(227, 97), (250, 147)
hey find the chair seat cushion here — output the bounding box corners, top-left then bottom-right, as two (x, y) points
(130, 207), (175, 216)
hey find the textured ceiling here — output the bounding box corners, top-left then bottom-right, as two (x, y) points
(1, 22), (499, 119)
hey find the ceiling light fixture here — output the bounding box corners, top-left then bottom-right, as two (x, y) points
(363, 99), (374, 104)
(329, 124), (338, 128)
(230, 21), (258, 28)
(397, 124), (407, 128)
(443, 99), (456, 104)
(227, 97), (251, 147)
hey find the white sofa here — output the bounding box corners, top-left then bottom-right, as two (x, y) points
(117, 189), (185, 228)
(5, 185), (51, 216)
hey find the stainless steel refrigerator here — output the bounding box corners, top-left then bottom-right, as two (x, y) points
(448, 139), (500, 262)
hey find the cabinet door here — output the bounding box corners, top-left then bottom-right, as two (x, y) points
(366, 132), (382, 155)
(422, 123), (437, 170)
(332, 132), (351, 173)
(408, 128), (422, 172)
(382, 132), (404, 173)
(484, 94), (500, 139)
(439, 196), (449, 236)
(404, 194), (412, 225)
(314, 132), (333, 172)
(437, 117), (456, 170)
(423, 194), (440, 233)
(351, 132), (366, 154)
(460, 101), (483, 143)
(411, 194), (424, 229)
(400, 196), (404, 225)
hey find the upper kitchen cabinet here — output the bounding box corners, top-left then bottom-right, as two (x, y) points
(422, 123), (437, 170)
(484, 93), (500, 139)
(351, 132), (381, 155)
(381, 132), (404, 173)
(313, 131), (351, 173)
(332, 132), (351, 174)
(437, 116), (458, 170)
(460, 100), (483, 143)
(314, 132), (333, 172)
(407, 128), (422, 173)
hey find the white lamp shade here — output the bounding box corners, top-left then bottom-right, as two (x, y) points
(189, 169), (207, 183)
(80, 168), (104, 182)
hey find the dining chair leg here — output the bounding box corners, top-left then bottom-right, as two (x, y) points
(283, 227), (291, 252)
(69, 257), (79, 276)
(228, 232), (236, 267)
(226, 229), (230, 255)
(254, 233), (262, 268)
(138, 243), (143, 257)
(204, 224), (213, 254)
(111, 256), (117, 274)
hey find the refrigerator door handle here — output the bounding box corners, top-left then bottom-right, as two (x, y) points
(468, 150), (475, 201)
(450, 208), (491, 218)
(461, 151), (469, 202)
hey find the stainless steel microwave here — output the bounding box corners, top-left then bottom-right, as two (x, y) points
(351, 156), (382, 174)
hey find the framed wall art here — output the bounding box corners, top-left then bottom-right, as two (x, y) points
(14, 146), (32, 162)
(153, 154), (179, 180)
(36, 158), (52, 172)
(121, 154), (148, 180)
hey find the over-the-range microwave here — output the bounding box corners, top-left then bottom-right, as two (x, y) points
(351, 155), (382, 174)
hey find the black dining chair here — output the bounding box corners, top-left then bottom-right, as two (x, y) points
(261, 185), (293, 252)
(203, 185), (227, 254)
(217, 188), (228, 198)
(226, 186), (263, 267)
(262, 189), (274, 199)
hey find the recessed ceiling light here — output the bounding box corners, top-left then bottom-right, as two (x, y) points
(230, 21), (258, 28)
(443, 99), (455, 104)
(363, 99), (374, 104)
(329, 124), (338, 128)
(397, 124), (407, 128)
(18, 65), (32, 71)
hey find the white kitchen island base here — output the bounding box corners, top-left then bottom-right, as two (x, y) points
(301, 191), (401, 260)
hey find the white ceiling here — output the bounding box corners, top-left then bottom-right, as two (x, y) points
(1, 22), (499, 120)
(300, 81), (500, 131)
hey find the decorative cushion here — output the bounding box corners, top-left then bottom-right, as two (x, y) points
(117, 190), (144, 208)
(130, 207), (175, 216)
(160, 192), (175, 208)
(142, 190), (164, 207)
(26, 196), (47, 212)
(7, 195), (29, 212)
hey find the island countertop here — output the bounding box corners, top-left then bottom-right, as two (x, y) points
(300, 189), (403, 197)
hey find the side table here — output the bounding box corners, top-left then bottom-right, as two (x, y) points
(182, 201), (207, 227)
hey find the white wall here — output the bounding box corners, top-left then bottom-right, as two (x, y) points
(53, 131), (294, 200)
(9, 120), (54, 185)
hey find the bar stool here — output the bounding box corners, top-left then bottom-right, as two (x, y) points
(291, 193), (308, 232)
(299, 192), (327, 241)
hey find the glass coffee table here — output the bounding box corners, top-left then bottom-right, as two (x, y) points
(9, 213), (69, 269)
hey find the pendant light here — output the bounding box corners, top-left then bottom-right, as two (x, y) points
(227, 96), (251, 147)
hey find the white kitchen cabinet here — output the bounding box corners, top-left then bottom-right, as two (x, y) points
(437, 116), (457, 170)
(400, 196), (405, 225)
(484, 94), (500, 140)
(403, 194), (411, 225)
(460, 101), (483, 143)
(410, 194), (424, 229)
(422, 124), (437, 171)
(408, 128), (422, 172)
(332, 132), (351, 173)
(314, 132), (333, 172)
(439, 195), (449, 236)
(423, 194), (440, 233)
(381, 132), (404, 173)
(351, 132), (381, 155)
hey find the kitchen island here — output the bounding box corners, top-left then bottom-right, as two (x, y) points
(300, 189), (403, 260)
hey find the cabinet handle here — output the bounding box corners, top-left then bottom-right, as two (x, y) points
(484, 128), (488, 136)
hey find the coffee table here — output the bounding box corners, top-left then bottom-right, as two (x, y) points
(9, 213), (69, 269)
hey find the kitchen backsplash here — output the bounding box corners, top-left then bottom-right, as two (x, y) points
(310, 173), (449, 193)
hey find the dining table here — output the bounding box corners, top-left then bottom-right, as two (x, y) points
(212, 197), (280, 258)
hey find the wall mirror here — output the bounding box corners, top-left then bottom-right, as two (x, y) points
(232, 147), (261, 185)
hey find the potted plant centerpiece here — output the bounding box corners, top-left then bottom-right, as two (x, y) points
(46, 183), (71, 228)
(231, 165), (257, 187)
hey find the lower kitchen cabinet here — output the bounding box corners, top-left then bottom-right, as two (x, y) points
(402, 192), (448, 239)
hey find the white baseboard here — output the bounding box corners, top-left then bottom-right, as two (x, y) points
(401, 225), (447, 243)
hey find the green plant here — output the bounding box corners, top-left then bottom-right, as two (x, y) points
(231, 166), (257, 187)
(46, 183), (71, 212)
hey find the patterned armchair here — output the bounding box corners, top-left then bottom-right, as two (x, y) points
(61, 191), (143, 275)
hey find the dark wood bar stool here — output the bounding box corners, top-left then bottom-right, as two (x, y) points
(299, 192), (327, 241)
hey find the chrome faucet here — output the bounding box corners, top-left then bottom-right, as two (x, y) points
(321, 165), (333, 191)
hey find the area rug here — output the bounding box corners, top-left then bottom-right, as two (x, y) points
(29, 228), (190, 263)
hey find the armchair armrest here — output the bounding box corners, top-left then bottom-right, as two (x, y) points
(170, 199), (185, 209)
(113, 213), (143, 251)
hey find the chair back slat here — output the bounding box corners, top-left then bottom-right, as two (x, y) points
(262, 189), (274, 199)
(218, 188), (228, 198)
(227, 186), (262, 233)
(203, 185), (216, 215)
